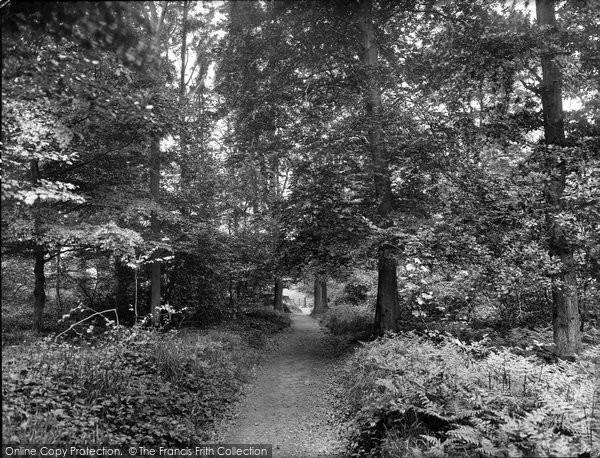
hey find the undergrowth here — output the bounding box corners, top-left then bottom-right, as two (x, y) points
(325, 304), (373, 339)
(342, 331), (600, 457)
(2, 310), (290, 445)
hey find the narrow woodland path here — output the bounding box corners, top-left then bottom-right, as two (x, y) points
(218, 314), (347, 457)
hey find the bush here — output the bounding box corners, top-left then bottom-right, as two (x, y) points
(342, 331), (599, 457)
(2, 316), (287, 446)
(342, 282), (369, 305)
(325, 304), (373, 338)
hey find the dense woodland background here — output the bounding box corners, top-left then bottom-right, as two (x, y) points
(1, 0), (599, 456)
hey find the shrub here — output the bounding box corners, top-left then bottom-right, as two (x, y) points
(343, 331), (599, 457)
(342, 282), (369, 305)
(2, 316), (285, 446)
(325, 304), (373, 338)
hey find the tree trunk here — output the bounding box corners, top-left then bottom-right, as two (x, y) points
(374, 243), (400, 335)
(358, 0), (399, 335)
(32, 243), (46, 333)
(536, 0), (581, 357)
(273, 277), (284, 311)
(78, 255), (92, 305)
(150, 135), (161, 326)
(179, 1), (188, 103)
(321, 279), (328, 310)
(179, 0), (193, 214)
(30, 158), (46, 333)
(114, 258), (134, 323)
(312, 276), (324, 315)
(144, 4), (168, 327)
(150, 263), (160, 325)
(55, 250), (62, 313)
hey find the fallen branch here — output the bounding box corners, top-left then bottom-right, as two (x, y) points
(55, 308), (119, 341)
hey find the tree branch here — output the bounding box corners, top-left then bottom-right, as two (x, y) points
(44, 246), (88, 262)
(45, 139), (137, 179)
(519, 79), (541, 95)
(55, 308), (119, 341)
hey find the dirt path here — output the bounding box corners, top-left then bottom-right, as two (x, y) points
(219, 314), (347, 457)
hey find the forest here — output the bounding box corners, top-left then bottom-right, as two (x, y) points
(1, 0), (599, 457)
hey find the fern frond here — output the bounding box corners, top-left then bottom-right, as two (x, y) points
(447, 425), (483, 447)
(421, 434), (442, 447)
(475, 438), (503, 457)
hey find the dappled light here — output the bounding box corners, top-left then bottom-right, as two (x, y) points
(2, 0), (598, 456)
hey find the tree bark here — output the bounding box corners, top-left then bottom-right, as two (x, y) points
(312, 276), (324, 315)
(358, 0), (393, 219)
(78, 255), (92, 303)
(150, 135), (161, 326)
(273, 277), (284, 311)
(55, 250), (62, 313)
(179, 1), (188, 103)
(114, 258), (134, 323)
(145, 4), (168, 327)
(30, 158), (46, 333)
(358, 0), (399, 335)
(536, 0), (581, 357)
(321, 279), (328, 311)
(179, 0), (193, 211)
(374, 243), (400, 335)
(33, 243), (46, 333)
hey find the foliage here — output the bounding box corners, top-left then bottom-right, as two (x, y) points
(2, 312), (290, 445)
(325, 304), (374, 339)
(1, 0), (598, 453)
(342, 331), (599, 457)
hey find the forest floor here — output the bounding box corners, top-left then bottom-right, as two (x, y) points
(214, 314), (350, 457)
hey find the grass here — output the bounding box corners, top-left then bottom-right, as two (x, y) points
(2, 309), (291, 446)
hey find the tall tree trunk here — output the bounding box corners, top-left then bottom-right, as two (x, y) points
(150, 135), (161, 326)
(312, 276), (324, 315)
(358, 0), (399, 336)
(114, 258), (134, 322)
(33, 243), (46, 333)
(536, 0), (581, 358)
(78, 255), (91, 304)
(30, 158), (46, 332)
(142, 4), (170, 327)
(179, 1), (188, 103)
(321, 279), (328, 311)
(373, 242), (400, 332)
(55, 250), (62, 313)
(273, 277), (284, 311)
(179, 0), (192, 214)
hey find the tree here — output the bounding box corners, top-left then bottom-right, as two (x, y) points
(311, 276), (329, 315)
(1, 1), (178, 331)
(312, 277), (324, 315)
(535, 0), (581, 357)
(357, 0), (400, 335)
(274, 278), (284, 311)
(141, 1), (170, 326)
(215, 1), (300, 309)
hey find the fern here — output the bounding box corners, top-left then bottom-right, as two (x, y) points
(447, 425), (483, 447)
(474, 437), (502, 457)
(343, 332), (599, 457)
